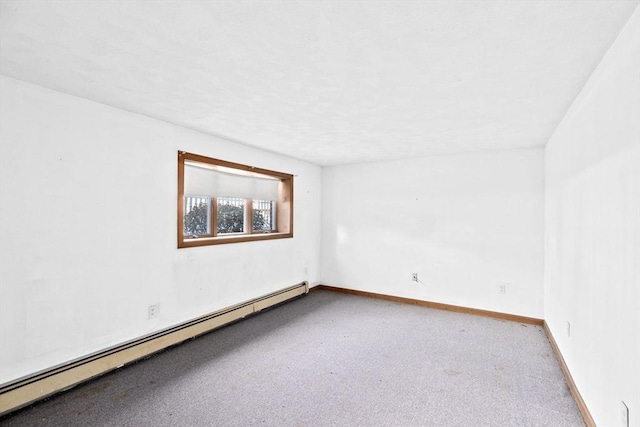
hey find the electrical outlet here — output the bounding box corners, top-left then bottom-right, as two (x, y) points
(412, 273), (419, 282)
(621, 401), (629, 427)
(498, 284), (506, 294)
(148, 304), (159, 319)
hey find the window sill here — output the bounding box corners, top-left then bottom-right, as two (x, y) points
(178, 231), (293, 248)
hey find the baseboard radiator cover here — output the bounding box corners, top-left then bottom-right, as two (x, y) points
(0, 281), (309, 416)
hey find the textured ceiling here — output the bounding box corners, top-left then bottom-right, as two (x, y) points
(1, 1), (638, 166)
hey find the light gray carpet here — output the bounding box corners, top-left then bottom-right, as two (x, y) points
(0, 290), (585, 426)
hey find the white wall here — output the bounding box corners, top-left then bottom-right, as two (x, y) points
(544, 7), (640, 427)
(0, 76), (322, 384)
(321, 148), (544, 318)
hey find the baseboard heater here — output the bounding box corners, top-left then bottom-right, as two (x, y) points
(0, 281), (309, 416)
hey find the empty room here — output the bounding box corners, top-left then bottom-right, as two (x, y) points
(0, 1), (638, 426)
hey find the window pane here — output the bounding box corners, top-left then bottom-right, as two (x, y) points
(217, 197), (245, 234)
(184, 196), (211, 236)
(253, 200), (275, 232)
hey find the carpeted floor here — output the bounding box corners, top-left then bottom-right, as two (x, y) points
(0, 290), (585, 426)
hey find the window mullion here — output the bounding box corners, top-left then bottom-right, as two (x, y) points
(246, 199), (253, 234)
(212, 197), (218, 237)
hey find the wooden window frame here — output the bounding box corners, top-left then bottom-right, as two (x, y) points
(178, 151), (293, 248)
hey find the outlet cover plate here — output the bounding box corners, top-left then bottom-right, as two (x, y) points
(148, 304), (159, 319)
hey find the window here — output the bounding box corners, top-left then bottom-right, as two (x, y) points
(178, 151), (293, 247)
